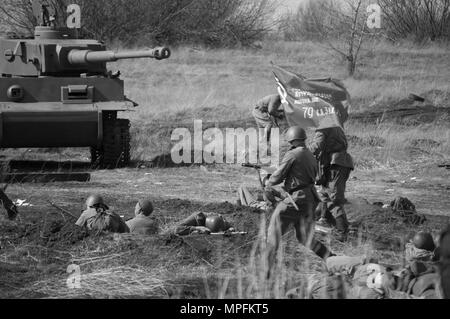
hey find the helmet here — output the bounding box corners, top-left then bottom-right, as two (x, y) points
(137, 199), (154, 216)
(86, 195), (108, 209)
(366, 272), (384, 290)
(205, 215), (226, 233)
(412, 232), (435, 251)
(286, 126), (307, 142)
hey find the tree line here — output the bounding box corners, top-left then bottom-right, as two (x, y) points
(0, 0), (276, 47)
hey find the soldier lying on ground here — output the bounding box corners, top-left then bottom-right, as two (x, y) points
(0, 189), (19, 220)
(174, 212), (233, 236)
(76, 195), (129, 234)
(287, 231), (444, 299)
(126, 199), (159, 235)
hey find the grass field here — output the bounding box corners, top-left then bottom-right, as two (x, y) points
(0, 40), (449, 299)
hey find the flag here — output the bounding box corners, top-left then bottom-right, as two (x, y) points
(272, 64), (350, 129)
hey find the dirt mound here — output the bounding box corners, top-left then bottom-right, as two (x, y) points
(344, 197), (443, 252)
(7, 219), (91, 248)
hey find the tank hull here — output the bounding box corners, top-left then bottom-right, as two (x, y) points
(0, 77), (134, 149)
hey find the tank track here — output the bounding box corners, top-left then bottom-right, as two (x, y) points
(91, 118), (131, 169)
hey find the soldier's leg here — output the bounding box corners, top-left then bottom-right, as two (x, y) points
(328, 165), (351, 206)
(0, 189), (18, 220)
(252, 109), (273, 142)
(294, 200), (333, 260)
(238, 186), (258, 207)
(327, 166), (352, 237)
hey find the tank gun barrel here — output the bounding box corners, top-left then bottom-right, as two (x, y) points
(67, 47), (171, 65)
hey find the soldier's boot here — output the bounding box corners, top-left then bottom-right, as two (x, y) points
(311, 239), (334, 260)
(334, 215), (349, 242)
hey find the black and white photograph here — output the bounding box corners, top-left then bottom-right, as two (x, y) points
(0, 0), (449, 307)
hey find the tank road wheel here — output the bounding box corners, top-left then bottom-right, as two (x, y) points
(91, 119), (131, 169)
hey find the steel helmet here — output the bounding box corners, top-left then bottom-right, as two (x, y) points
(137, 199), (154, 216)
(205, 215), (226, 233)
(286, 126), (307, 142)
(412, 232), (436, 251)
(86, 195), (108, 209)
(366, 272), (384, 290)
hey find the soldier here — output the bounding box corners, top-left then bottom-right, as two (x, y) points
(310, 126), (354, 241)
(316, 231), (443, 299)
(0, 189), (19, 220)
(174, 212), (233, 236)
(126, 199), (159, 235)
(252, 94), (284, 142)
(76, 195), (129, 234)
(265, 126), (333, 278)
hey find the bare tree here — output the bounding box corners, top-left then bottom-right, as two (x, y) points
(308, 0), (378, 76)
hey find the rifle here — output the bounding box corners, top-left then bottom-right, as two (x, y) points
(281, 186), (300, 211)
(48, 200), (78, 220)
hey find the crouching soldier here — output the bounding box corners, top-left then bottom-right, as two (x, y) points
(265, 126), (333, 278)
(126, 199), (159, 235)
(0, 189), (19, 220)
(310, 126), (354, 241)
(76, 195), (129, 234)
(174, 212), (233, 236)
(253, 94), (284, 142)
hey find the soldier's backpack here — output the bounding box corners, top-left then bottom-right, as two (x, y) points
(90, 210), (129, 234)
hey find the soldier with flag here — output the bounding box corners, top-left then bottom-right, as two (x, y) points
(271, 64), (354, 242)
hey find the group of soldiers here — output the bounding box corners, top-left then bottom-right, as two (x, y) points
(0, 89), (448, 299)
(250, 93), (449, 298)
(74, 194), (232, 237)
(252, 93), (354, 265)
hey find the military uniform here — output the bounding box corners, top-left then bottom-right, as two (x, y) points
(126, 215), (159, 235)
(324, 255), (442, 299)
(266, 145), (332, 271)
(252, 95), (284, 140)
(174, 212), (232, 236)
(76, 208), (129, 233)
(310, 127), (354, 235)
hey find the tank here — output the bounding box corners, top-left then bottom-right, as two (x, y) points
(0, 2), (170, 168)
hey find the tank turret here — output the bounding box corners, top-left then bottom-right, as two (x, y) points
(0, 0), (171, 169)
(1, 26), (170, 77)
